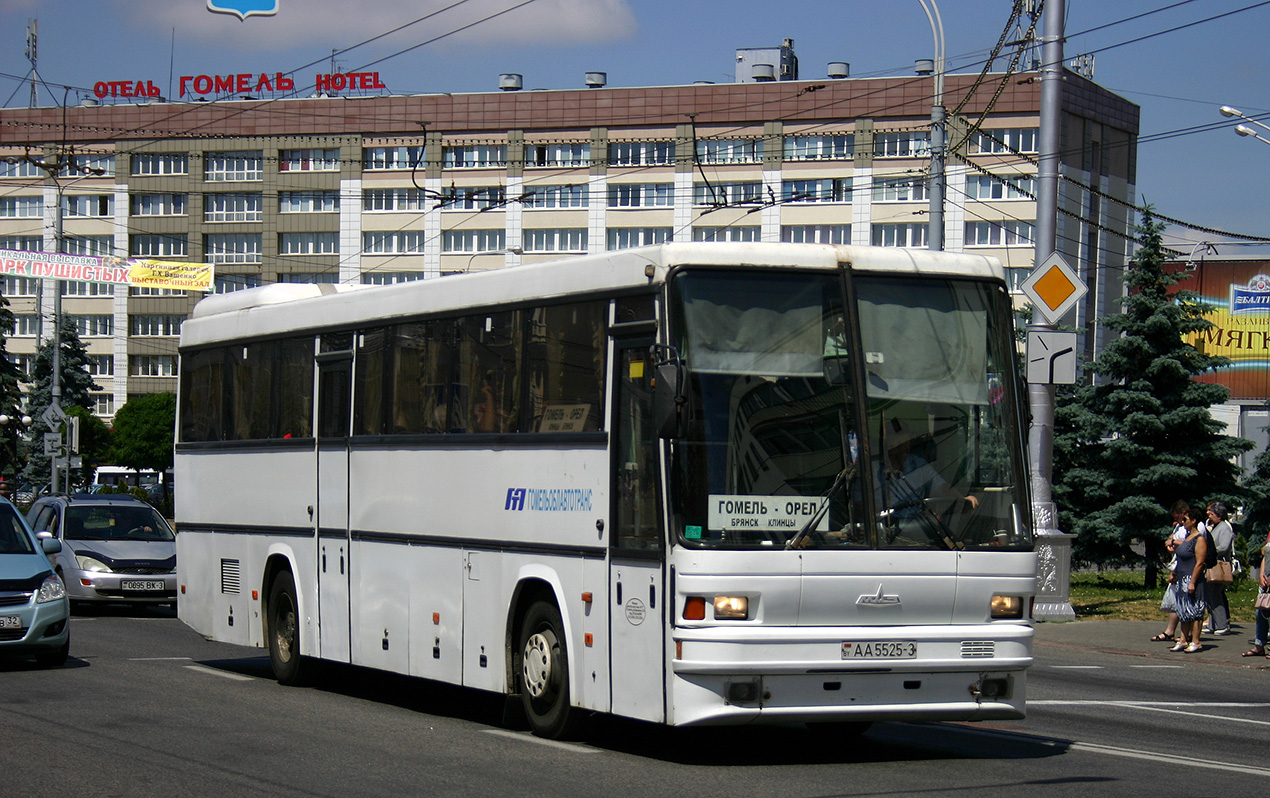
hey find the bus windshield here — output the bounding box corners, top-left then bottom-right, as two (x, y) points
(667, 268), (1031, 551)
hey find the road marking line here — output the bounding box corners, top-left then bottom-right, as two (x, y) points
(129, 657), (193, 661)
(1068, 741), (1270, 776)
(1030, 701), (1270, 707)
(184, 664), (255, 681)
(1049, 665), (1103, 669)
(481, 729), (598, 753)
(1127, 665), (1183, 669)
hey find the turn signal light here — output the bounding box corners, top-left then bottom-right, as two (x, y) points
(683, 596), (706, 620)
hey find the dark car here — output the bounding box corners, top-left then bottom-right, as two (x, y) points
(26, 494), (176, 607)
(0, 497), (70, 666)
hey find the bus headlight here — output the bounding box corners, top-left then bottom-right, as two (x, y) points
(990, 594), (1024, 619)
(713, 596), (749, 620)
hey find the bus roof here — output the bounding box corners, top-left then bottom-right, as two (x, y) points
(179, 242), (1004, 348)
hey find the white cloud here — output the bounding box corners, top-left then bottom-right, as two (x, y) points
(112, 0), (636, 51)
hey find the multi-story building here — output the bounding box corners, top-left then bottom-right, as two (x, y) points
(0, 56), (1139, 419)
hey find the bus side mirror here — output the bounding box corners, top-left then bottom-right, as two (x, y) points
(654, 363), (682, 439)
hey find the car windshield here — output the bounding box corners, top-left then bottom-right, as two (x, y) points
(0, 505), (35, 554)
(64, 505), (175, 542)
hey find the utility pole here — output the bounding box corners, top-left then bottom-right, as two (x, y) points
(919, 0), (946, 251)
(1029, 0), (1076, 621)
(25, 19), (37, 109)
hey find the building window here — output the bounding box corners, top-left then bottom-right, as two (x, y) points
(0, 196), (42, 217)
(606, 227), (671, 250)
(364, 231), (427, 255)
(131, 193), (186, 216)
(280, 148), (340, 172)
(279, 190), (339, 213)
(965, 174), (1035, 200)
(523, 228), (587, 253)
(527, 143), (590, 167)
(204, 151), (263, 182)
(93, 394), (115, 416)
(361, 272), (425, 285)
(0, 159), (43, 179)
(363, 146), (424, 170)
(87, 355), (114, 376)
(204, 233), (262, 264)
(781, 178), (852, 203)
(60, 281), (114, 297)
(279, 232), (339, 255)
(694, 181), (762, 207)
(692, 226), (760, 243)
(608, 183), (673, 208)
(0, 236), (41, 250)
(278, 272), (339, 284)
(69, 315), (114, 336)
(364, 188), (430, 212)
(131, 314), (184, 336)
(965, 220), (1035, 247)
(441, 229), (505, 253)
(130, 234), (187, 258)
(970, 128), (1040, 155)
(872, 175), (928, 202)
(437, 187), (507, 211)
(130, 286), (185, 297)
(871, 222), (928, 248)
(13, 315), (40, 336)
(62, 236), (114, 256)
(695, 139), (762, 164)
(783, 134), (854, 161)
(781, 224), (850, 244)
(64, 195), (113, 217)
(442, 144), (507, 169)
(61, 154), (115, 177)
(2, 276), (40, 296)
(874, 131), (930, 158)
(214, 274), (262, 293)
(130, 355), (177, 377)
(205, 193), (263, 223)
(132, 153), (188, 176)
(522, 184), (588, 209)
(608, 141), (675, 167)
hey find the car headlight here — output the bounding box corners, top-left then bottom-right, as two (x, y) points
(76, 555), (113, 573)
(37, 573), (66, 603)
(990, 594), (1025, 619)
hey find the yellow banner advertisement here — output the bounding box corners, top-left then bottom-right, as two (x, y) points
(0, 248), (214, 292)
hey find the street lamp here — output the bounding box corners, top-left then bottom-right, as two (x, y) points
(1220, 105), (1270, 146)
(918, 0), (945, 251)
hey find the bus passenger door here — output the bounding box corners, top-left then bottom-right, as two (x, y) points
(316, 344), (353, 664)
(609, 339), (666, 723)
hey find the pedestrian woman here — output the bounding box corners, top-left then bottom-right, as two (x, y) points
(1204, 501), (1234, 636)
(1152, 500), (1193, 642)
(1242, 528), (1270, 659)
(1166, 504), (1208, 653)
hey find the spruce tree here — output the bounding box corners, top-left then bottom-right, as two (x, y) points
(21, 316), (101, 488)
(0, 290), (26, 478)
(1053, 211), (1252, 579)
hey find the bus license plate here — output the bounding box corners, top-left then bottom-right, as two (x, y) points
(121, 580), (165, 592)
(1, 615), (21, 629)
(842, 641), (917, 659)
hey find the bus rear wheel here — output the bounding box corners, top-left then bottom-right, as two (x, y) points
(268, 570), (307, 685)
(518, 600), (575, 739)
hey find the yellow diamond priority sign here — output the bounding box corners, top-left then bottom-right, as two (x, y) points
(1021, 253), (1087, 324)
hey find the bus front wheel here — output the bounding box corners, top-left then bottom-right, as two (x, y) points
(267, 570), (307, 685)
(518, 600), (575, 739)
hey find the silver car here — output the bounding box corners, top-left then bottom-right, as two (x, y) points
(27, 495), (176, 607)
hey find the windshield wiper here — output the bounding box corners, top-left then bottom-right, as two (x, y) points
(785, 464), (856, 550)
(881, 469), (961, 551)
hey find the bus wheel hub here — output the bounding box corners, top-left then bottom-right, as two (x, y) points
(523, 632), (555, 698)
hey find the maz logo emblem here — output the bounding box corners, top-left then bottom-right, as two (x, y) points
(856, 586), (901, 607)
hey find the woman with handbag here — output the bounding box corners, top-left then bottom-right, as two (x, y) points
(1203, 501), (1235, 636)
(1167, 505), (1209, 653)
(1242, 529), (1270, 659)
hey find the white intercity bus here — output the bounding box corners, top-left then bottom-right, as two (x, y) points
(175, 242), (1036, 738)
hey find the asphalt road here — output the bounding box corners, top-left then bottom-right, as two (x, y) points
(2, 610), (1265, 798)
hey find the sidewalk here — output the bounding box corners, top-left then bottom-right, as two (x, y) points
(1033, 619), (1269, 668)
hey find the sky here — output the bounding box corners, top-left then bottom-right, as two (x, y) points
(1, 0), (1268, 256)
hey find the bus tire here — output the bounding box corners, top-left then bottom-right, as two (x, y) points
(267, 570), (307, 686)
(517, 600), (575, 739)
